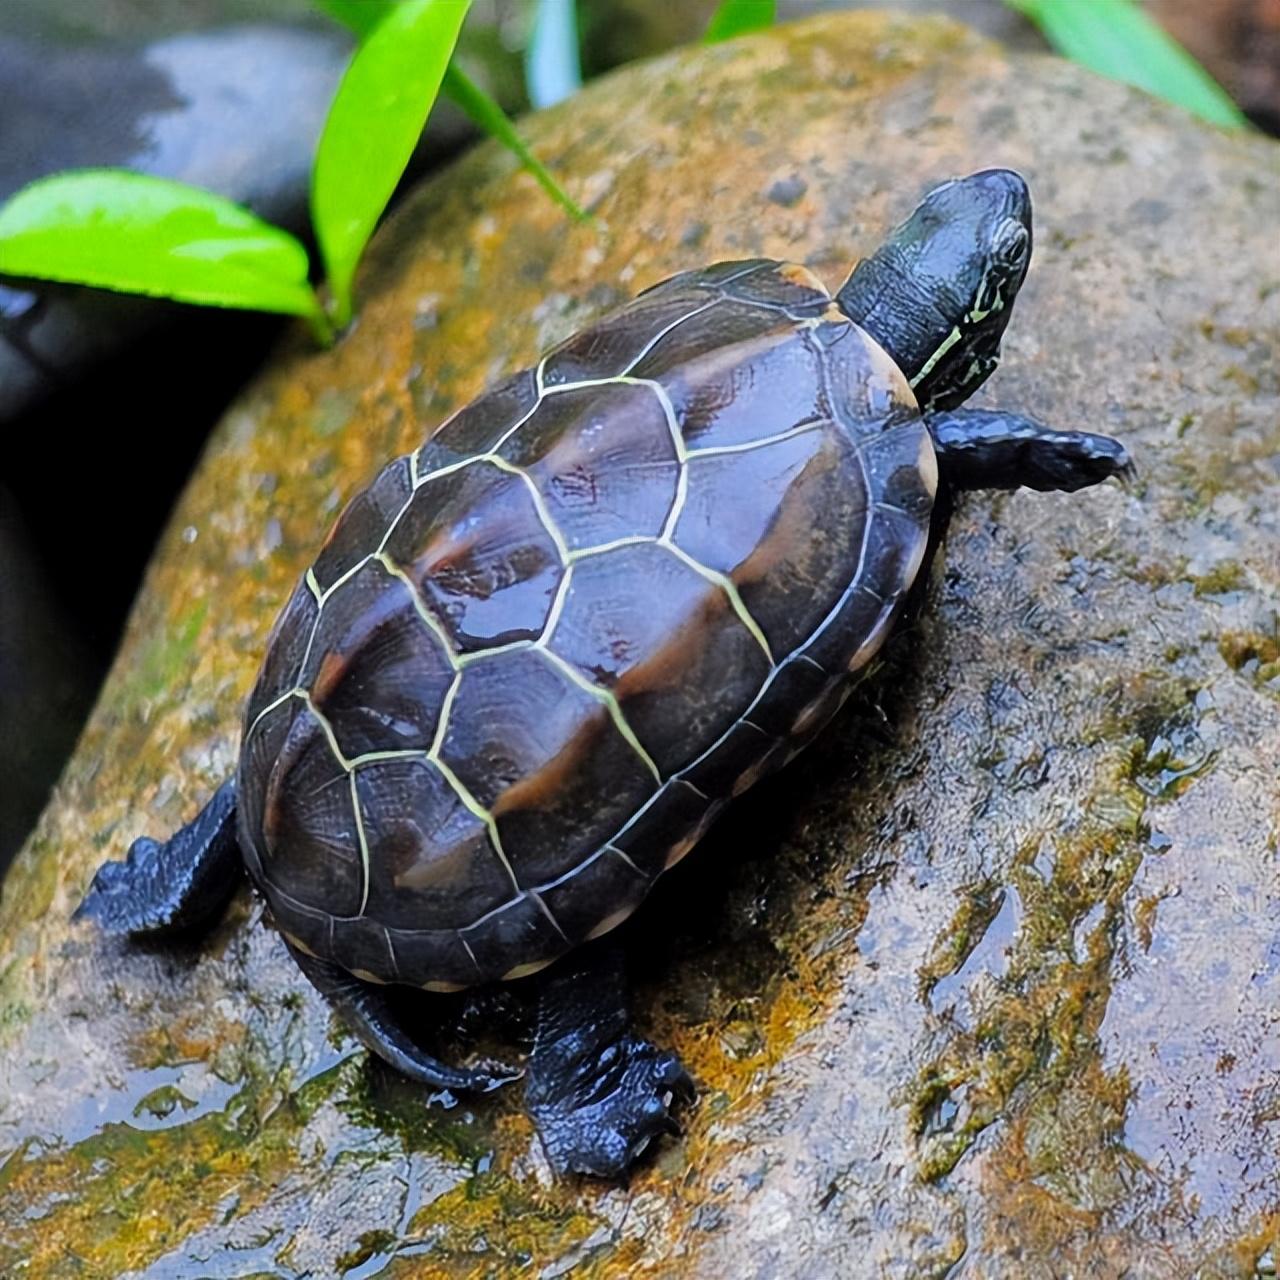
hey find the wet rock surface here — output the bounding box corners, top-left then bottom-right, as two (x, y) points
(1, 13), (1277, 1277)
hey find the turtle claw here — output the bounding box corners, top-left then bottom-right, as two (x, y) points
(74, 782), (241, 938)
(74, 837), (160, 930)
(655, 1051), (696, 1102)
(528, 1035), (696, 1179)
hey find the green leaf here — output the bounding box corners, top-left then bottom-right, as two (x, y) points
(312, 0), (472, 326)
(442, 65), (587, 220)
(0, 169), (324, 322)
(315, 0), (584, 221)
(1006, 0), (1247, 130)
(704, 0), (776, 43)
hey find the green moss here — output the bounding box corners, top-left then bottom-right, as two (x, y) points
(132, 1084), (197, 1121)
(0, 1070), (336, 1277)
(392, 1169), (616, 1276)
(909, 750), (1149, 1182)
(1219, 629), (1280, 698)
(1191, 559), (1248, 597)
(336, 1229), (398, 1274)
(1220, 630), (1280, 670)
(130, 599), (209, 702)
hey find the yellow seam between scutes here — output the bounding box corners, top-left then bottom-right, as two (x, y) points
(372, 551), (460, 667)
(662, 539), (774, 665)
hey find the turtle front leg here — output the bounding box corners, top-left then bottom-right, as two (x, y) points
(526, 943), (694, 1178)
(927, 408), (1133, 493)
(75, 779), (242, 937)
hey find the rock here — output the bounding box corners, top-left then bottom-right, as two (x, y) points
(778, 0), (1047, 50)
(1, 12), (1277, 1277)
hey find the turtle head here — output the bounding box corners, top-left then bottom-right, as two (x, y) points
(836, 169), (1032, 411)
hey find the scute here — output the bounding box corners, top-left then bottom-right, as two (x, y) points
(548, 542), (773, 776)
(312, 456), (413, 592)
(354, 758), (514, 929)
(416, 368), (539, 475)
(301, 559), (453, 758)
(609, 778), (722, 879)
(439, 648), (660, 886)
(256, 707), (363, 918)
(462, 893), (569, 982)
(497, 381), (678, 549)
(539, 847), (650, 944)
(239, 258), (936, 989)
(717, 260), (830, 314)
(541, 281), (712, 386)
(674, 425), (870, 657)
(818, 319), (920, 438)
(245, 579), (317, 725)
(384, 460), (563, 652)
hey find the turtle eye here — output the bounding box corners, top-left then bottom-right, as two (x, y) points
(992, 217), (1029, 269)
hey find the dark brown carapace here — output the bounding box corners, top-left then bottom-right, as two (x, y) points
(236, 260), (936, 991)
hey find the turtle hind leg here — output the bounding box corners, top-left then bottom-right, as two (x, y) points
(287, 945), (519, 1097)
(525, 943), (694, 1178)
(928, 408), (1134, 493)
(75, 779), (242, 938)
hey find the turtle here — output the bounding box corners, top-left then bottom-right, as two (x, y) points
(77, 169), (1132, 1177)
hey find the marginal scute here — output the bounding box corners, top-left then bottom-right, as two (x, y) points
(379, 921), (482, 990)
(541, 282), (711, 385)
(823, 324), (920, 439)
(416, 367), (539, 475)
(861, 424), (937, 522)
(611, 778), (723, 879)
(245, 579), (317, 725)
(643, 258), (772, 292)
(257, 707), (363, 921)
(462, 894), (570, 984)
(237, 696), (300, 881)
(680, 718), (779, 800)
(744, 657), (832, 738)
(384, 460), (563, 652)
(539, 847), (650, 945)
(312, 456), (413, 592)
(918, 430), (939, 500)
(802, 581), (892, 675)
(719, 259), (830, 315)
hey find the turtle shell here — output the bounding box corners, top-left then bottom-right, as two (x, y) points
(235, 260), (937, 990)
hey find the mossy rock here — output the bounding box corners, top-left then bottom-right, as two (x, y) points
(2, 12), (1278, 1278)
